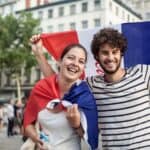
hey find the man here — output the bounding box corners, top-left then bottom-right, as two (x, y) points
(30, 28), (150, 149)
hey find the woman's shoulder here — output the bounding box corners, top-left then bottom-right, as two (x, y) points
(33, 74), (57, 92)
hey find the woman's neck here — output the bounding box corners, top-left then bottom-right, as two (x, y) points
(57, 75), (75, 98)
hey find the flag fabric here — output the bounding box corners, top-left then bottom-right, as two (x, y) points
(63, 80), (99, 150)
(122, 22), (150, 67)
(23, 74), (99, 150)
(41, 21), (150, 77)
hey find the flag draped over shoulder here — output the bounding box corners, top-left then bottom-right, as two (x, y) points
(63, 81), (99, 150)
(23, 74), (99, 149)
(23, 74), (60, 128)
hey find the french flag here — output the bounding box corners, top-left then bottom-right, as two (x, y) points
(41, 21), (150, 77)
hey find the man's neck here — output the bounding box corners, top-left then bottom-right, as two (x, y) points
(104, 68), (126, 83)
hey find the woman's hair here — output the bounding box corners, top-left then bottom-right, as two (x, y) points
(91, 28), (127, 61)
(60, 43), (87, 62)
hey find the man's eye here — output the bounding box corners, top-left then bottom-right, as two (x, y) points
(79, 60), (85, 64)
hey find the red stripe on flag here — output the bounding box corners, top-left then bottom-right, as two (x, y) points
(41, 31), (79, 60)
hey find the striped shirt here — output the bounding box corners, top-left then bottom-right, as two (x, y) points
(87, 64), (150, 150)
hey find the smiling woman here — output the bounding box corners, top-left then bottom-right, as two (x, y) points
(23, 36), (98, 150)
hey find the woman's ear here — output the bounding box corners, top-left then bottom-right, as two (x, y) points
(57, 61), (61, 71)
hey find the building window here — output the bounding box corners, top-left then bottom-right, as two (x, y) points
(94, 0), (101, 10)
(127, 14), (130, 21)
(48, 9), (53, 18)
(47, 25), (53, 32)
(109, 1), (112, 11)
(58, 24), (64, 31)
(146, 12), (150, 19)
(94, 19), (101, 27)
(35, 68), (41, 82)
(82, 2), (88, 12)
(10, 5), (14, 13)
(122, 10), (125, 19)
(58, 7), (64, 17)
(70, 22), (76, 30)
(38, 11), (43, 20)
(115, 6), (119, 16)
(82, 20), (88, 29)
(70, 4), (76, 15)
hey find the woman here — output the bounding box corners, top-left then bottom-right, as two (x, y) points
(23, 37), (98, 150)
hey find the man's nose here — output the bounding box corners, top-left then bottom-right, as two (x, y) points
(108, 53), (114, 60)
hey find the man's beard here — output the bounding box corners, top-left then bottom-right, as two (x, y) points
(99, 60), (121, 75)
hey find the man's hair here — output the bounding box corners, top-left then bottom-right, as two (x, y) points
(91, 28), (127, 61)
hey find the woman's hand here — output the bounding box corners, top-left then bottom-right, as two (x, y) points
(66, 104), (81, 128)
(30, 34), (43, 56)
(36, 138), (48, 150)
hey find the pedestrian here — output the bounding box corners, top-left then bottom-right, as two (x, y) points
(23, 41), (99, 150)
(0, 104), (4, 130)
(31, 28), (150, 149)
(6, 99), (15, 137)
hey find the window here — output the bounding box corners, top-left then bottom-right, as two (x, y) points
(58, 24), (64, 31)
(94, 19), (101, 27)
(35, 68), (41, 82)
(48, 9), (53, 18)
(94, 0), (101, 10)
(82, 20), (88, 29)
(70, 22), (76, 30)
(58, 7), (64, 17)
(127, 14), (130, 21)
(109, 1), (112, 11)
(47, 25), (53, 32)
(82, 2), (88, 12)
(146, 12), (150, 19)
(70, 4), (76, 15)
(115, 6), (119, 16)
(38, 11), (43, 20)
(122, 10), (125, 19)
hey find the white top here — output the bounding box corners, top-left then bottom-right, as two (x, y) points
(38, 108), (81, 150)
(6, 104), (14, 119)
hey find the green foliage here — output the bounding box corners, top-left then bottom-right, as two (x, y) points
(0, 12), (40, 77)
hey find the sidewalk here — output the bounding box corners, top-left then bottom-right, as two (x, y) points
(0, 126), (23, 150)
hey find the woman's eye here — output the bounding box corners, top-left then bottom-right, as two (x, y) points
(67, 56), (74, 60)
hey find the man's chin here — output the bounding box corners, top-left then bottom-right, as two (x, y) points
(103, 68), (118, 74)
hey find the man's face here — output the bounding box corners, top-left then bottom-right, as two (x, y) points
(97, 44), (122, 74)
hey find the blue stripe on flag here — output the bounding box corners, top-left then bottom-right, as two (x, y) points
(122, 22), (150, 67)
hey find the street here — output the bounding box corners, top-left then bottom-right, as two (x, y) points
(0, 127), (23, 150)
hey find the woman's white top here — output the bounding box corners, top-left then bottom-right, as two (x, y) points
(38, 108), (81, 150)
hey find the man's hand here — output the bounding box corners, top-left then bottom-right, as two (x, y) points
(66, 104), (81, 128)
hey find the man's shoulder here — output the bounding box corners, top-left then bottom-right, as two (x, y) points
(86, 75), (103, 81)
(127, 64), (149, 74)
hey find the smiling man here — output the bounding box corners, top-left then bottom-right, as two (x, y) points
(86, 28), (150, 149)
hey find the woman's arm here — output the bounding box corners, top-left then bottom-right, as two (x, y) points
(25, 124), (40, 143)
(30, 34), (55, 77)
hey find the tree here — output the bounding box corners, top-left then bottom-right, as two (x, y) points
(0, 12), (40, 103)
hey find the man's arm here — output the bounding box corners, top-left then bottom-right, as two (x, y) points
(30, 34), (55, 77)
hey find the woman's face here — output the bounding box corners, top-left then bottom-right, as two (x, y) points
(59, 47), (86, 82)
